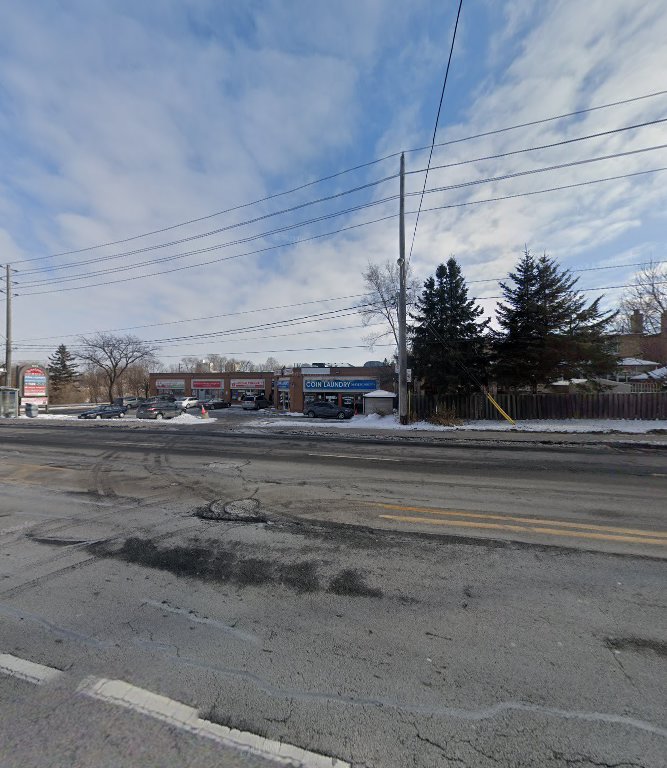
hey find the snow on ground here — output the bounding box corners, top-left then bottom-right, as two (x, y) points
(252, 413), (667, 434)
(10, 413), (210, 425)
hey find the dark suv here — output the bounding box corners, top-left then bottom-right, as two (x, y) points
(303, 401), (354, 420)
(136, 401), (183, 420)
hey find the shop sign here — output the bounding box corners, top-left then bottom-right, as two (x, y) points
(276, 380), (290, 390)
(230, 378), (265, 389)
(192, 380), (222, 389)
(155, 379), (185, 389)
(304, 378), (377, 392)
(22, 367), (47, 397)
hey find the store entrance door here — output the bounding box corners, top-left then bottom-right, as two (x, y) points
(341, 394), (364, 414)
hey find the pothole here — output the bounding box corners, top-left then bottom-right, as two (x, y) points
(197, 498), (267, 522)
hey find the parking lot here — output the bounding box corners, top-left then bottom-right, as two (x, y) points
(30, 402), (281, 427)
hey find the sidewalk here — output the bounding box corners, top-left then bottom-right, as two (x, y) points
(242, 413), (667, 448)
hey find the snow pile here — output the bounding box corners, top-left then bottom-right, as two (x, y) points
(250, 413), (667, 434)
(10, 412), (210, 426)
(154, 413), (209, 425)
(17, 413), (79, 420)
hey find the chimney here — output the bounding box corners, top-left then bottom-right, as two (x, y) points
(630, 309), (644, 335)
(661, 310), (667, 334)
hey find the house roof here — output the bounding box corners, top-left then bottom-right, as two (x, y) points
(619, 357), (659, 367)
(550, 378), (588, 386)
(630, 366), (667, 381)
(363, 389), (396, 398)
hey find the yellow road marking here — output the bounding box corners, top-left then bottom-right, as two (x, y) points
(378, 515), (667, 546)
(370, 502), (667, 540)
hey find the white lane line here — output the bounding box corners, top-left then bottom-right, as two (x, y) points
(308, 453), (400, 462)
(77, 676), (349, 768)
(0, 653), (63, 685)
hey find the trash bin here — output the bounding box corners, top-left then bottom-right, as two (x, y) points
(25, 403), (39, 418)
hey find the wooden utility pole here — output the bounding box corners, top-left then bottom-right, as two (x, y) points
(4, 264), (11, 387)
(398, 154), (408, 425)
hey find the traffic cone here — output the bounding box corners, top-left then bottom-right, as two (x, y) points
(200, 404), (209, 419)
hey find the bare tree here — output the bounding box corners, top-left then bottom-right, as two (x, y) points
(206, 354), (228, 372)
(79, 363), (107, 404)
(77, 333), (158, 403)
(119, 362), (153, 398)
(179, 356), (202, 373)
(222, 358), (257, 372)
(262, 356), (282, 371)
(619, 260), (667, 334)
(357, 260), (419, 348)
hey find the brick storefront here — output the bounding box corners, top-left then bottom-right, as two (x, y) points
(149, 364), (394, 412)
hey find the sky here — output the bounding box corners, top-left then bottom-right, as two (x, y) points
(1, 0), (666, 369)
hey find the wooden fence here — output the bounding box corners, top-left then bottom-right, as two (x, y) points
(412, 392), (667, 421)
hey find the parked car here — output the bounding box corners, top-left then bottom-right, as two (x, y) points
(202, 399), (231, 410)
(176, 396), (199, 410)
(303, 401), (354, 420)
(136, 401), (183, 420)
(143, 395), (176, 404)
(78, 405), (127, 420)
(114, 396), (142, 410)
(242, 395), (271, 410)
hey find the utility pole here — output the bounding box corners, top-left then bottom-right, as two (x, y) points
(4, 264), (11, 388)
(397, 154), (408, 425)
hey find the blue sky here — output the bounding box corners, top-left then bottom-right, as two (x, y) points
(1, 0), (666, 367)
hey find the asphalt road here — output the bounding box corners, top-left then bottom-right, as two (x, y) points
(0, 419), (665, 767)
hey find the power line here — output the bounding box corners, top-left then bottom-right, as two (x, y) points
(15, 118), (667, 285)
(15, 165), (667, 297)
(18, 343), (396, 358)
(15, 249), (663, 344)
(14, 277), (667, 354)
(15, 173), (398, 269)
(14, 321), (386, 353)
(410, 116), (667, 181)
(21, 118), (667, 275)
(466, 259), (667, 285)
(407, 0), (463, 266)
(15, 144), (667, 290)
(15, 303), (386, 350)
(18, 269), (665, 352)
(474, 279), (667, 301)
(13, 293), (369, 343)
(422, 141), (667, 197)
(17, 141), (667, 290)
(18, 88), (667, 264)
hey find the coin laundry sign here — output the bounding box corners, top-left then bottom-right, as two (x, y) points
(304, 379), (377, 392)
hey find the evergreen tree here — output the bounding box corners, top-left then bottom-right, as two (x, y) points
(410, 258), (489, 395)
(48, 344), (79, 392)
(493, 249), (617, 392)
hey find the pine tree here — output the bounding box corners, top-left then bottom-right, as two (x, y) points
(493, 249), (617, 392)
(48, 344), (79, 392)
(410, 258), (489, 395)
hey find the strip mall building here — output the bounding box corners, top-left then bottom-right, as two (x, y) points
(148, 364), (394, 413)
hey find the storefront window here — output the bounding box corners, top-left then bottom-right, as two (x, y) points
(231, 388), (266, 401)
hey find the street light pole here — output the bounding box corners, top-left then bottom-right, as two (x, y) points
(398, 154), (408, 425)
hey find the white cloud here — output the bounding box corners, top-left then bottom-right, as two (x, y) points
(2, 0), (666, 369)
